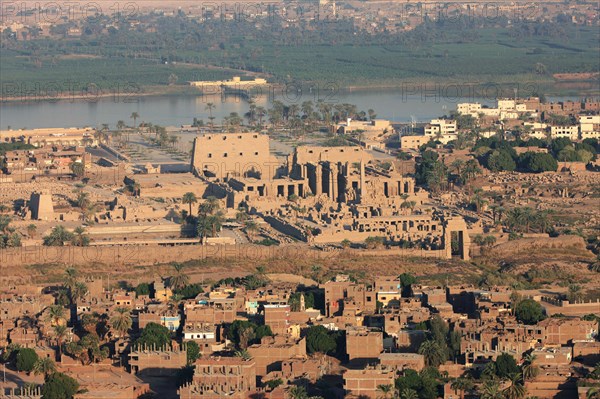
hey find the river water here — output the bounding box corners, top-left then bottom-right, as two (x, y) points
(0, 88), (578, 130)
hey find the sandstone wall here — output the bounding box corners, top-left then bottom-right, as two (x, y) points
(491, 235), (587, 257)
(0, 244), (448, 269)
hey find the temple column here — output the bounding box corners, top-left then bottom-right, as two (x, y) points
(331, 164), (338, 202)
(316, 163), (323, 195)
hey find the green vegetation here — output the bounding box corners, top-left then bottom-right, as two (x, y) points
(33, 357), (57, 378)
(399, 273), (417, 297)
(173, 283), (204, 299)
(474, 136), (598, 175)
(364, 236), (386, 249)
(395, 368), (442, 399)
(1, 15), (598, 96)
(15, 347), (38, 372)
(288, 291), (315, 311)
(505, 207), (551, 234)
(265, 378), (284, 390)
(65, 333), (109, 364)
(185, 341), (201, 365)
(417, 315), (461, 367)
(43, 226), (74, 246)
(226, 320), (273, 350)
(415, 150), (449, 193)
(135, 322), (171, 349)
(0, 142), (35, 155)
(483, 353), (520, 379)
(135, 282), (150, 296)
(41, 372), (80, 399)
(0, 216), (22, 249)
(109, 308), (132, 337)
(196, 197), (224, 239)
(305, 325), (340, 355)
(515, 299), (546, 325)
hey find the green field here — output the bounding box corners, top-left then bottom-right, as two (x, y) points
(1, 23), (598, 97)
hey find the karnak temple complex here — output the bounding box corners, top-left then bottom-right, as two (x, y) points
(190, 132), (471, 259)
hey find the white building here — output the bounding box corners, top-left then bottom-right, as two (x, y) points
(425, 119), (457, 136)
(580, 115), (600, 139)
(498, 99), (516, 110)
(457, 102), (482, 115)
(550, 125), (579, 140)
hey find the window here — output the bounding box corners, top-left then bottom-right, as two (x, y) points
(223, 153), (228, 157)
(239, 152), (243, 156)
(222, 136), (227, 140)
(208, 153), (212, 158)
(254, 152), (258, 155)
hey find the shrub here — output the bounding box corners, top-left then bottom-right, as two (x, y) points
(16, 348), (38, 372)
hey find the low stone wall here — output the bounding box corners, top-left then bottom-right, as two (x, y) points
(100, 144), (131, 162)
(0, 243), (448, 269)
(491, 235), (587, 257)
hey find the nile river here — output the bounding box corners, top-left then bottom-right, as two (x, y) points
(0, 89), (578, 130)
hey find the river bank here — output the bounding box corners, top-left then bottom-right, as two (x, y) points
(2, 78), (598, 105)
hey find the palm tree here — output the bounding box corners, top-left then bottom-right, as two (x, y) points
(0, 215), (11, 233)
(169, 135), (178, 148)
(238, 325), (255, 350)
(169, 263), (190, 290)
(182, 192), (198, 216)
(451, 378), (474, 398)
(198, 196), (220, 216)
(63, 267), (78, 292)
(376, 384), (394, 399)
(400, 200), (417, 213)
(208, 213), (224, 237)
(503, 373), (526, 399)
(26, 224), (37, 239)
(480, 380), (505, 399)
(462, 159), (482, 184)
(53, 324), (68, 359)
(110, 307), (132, 338)
(418, 340), (446, 367)
(235, 207), (249, 223)
(244, 220), (259, 241)
(471, 188), (488, 213)
(256, 106), (267, 128)
(589, 362), (600, 379)
(197, 217), (213, 239)
(130, 112), (139, 130)
(71, 226), (90, 247)
(522, 354), (539, 381)
(43, 226), (74, 246)
(76, 191), (91, 210)
(288, 386), (308, 399)
(32, 357), (56, 378)
(482, 360), (498, 380)
(587, 387), (600, 399)
(71, 282), (89, 304)
(234, 349), (252, 360)
(47, 305), (66, 326)
(451, 159), (465, 180)
(205, 103), (215, 131)
(400, 388), (418, 399)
